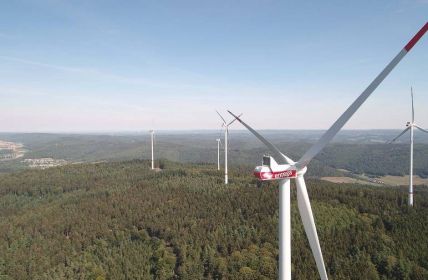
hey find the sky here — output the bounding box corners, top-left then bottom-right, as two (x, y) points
(0, 0), (427, 132)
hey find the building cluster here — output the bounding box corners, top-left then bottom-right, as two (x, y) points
(0, 141), (25, 160)
(23, 158), (67, 169)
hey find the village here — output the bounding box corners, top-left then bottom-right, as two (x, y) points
(22, 158), (68, 169)
(0, 140), (25, 160)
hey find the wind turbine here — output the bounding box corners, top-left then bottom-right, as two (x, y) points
(149, 129), (154, 170)
(216, 111), (242, 184)
(228, 22), (427, 280)
(388, 88), (428, 206)
(216, 138), (221, 170)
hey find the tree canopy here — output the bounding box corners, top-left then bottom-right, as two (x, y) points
(0, 160), (427, 279)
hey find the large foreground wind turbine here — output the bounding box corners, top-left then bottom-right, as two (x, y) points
(389, 88), (428, 206)
(229, 22), (427, 280)
(216, 111), (242, 184)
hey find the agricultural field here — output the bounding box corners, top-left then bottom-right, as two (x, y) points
(321, 176), (381, 186)
(322, 174), (428, 187)
(379, 175), (428, 186)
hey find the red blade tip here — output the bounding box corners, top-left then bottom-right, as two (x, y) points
(404, 22), (428, 52)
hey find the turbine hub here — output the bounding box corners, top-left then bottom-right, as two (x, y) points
(296, 165), (308, 176)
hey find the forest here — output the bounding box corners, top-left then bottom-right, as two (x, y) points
(0, 159), (427, 279)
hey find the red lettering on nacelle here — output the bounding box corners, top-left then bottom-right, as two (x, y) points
(254, 169), (297, 181)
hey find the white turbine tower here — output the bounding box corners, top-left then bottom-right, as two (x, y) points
(216, 111), (242, 184)
(228, 22), (427, 280)
(149, 129), (154, 170)
(216, 138), (221, 170)
(389, 88), (428, 206)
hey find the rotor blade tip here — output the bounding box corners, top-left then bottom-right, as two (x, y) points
(404, 22), (428, 52)
(227, 110), (237, 117)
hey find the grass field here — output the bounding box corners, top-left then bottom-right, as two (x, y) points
(321, 176), (381, 186)
(379, 175), (428, 186)
(322, 174), (428, 186)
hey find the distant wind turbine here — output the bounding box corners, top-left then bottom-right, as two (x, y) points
(216, 111), (242, 184)
(216, 138), (221, 170)
(149, 129), (155, 170)
(388, 88), (428, 206)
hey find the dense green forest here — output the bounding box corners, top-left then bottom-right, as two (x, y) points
(320, 143), (428, 177)
(0, 160), (427, 279)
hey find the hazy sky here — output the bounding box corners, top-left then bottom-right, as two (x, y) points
(0, 0), (427, 132)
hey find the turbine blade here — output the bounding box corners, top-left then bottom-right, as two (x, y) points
(227, 113), (243, 126)
(295, 176), (328, 280)
(414, 125), (428, 134)
(227, 110), (295, 165)
(296, 22), (428, 169)
(216, 110), (227, 124)
(389, 127), (410, 143)
(411, 87), (415, 122)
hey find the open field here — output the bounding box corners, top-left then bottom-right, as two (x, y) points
(380, 175), (428, 186)
(322, 174), (428, 186)
(321, 176), (381, 186)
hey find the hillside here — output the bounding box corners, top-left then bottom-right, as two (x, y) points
(0, 160), (427, 279)
(3, 132), (428, 179)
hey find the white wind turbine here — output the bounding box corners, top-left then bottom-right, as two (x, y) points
(216, 138), (221, 170)
(228, 22), (427, 280)
(389, 87), (428, 207)
(216, 111), (242, 184)
(149, 129), (155, 170)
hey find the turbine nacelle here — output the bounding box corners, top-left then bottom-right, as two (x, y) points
(254, 155), (307, 180)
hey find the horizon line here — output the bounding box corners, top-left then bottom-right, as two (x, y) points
(0, 128), (416, 135)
